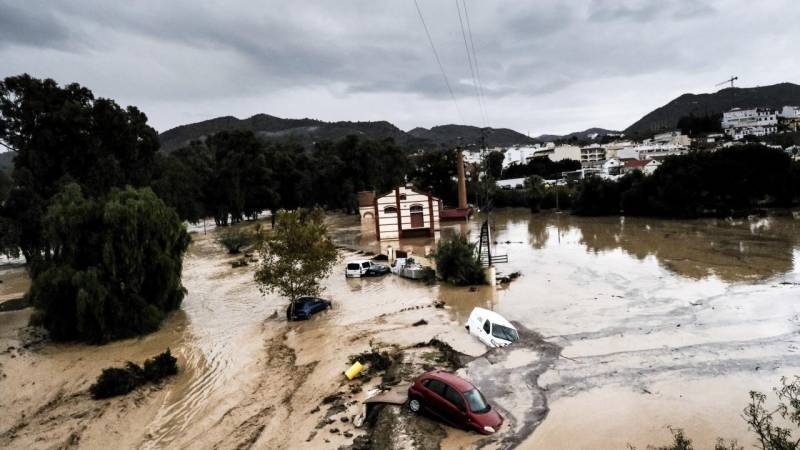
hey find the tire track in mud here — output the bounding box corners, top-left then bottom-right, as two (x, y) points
(207, 329), (317, 450)
(458, 325), (562, 449)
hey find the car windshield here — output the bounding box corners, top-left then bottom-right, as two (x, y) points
(463, 389), (490, 414)
(492, 324), (519, 342)
(347, 263), (360, 270)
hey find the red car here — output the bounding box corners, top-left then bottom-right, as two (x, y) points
(407, 370), (503, 434)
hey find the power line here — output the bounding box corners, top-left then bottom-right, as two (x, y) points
(455, 0), (486, 127)
(413, 0), (464, 123)
(461, 0), (489, 127)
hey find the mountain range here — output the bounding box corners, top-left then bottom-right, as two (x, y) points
(159, 82), (800, 151)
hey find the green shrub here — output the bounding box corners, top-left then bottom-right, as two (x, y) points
(90, 349), (178, 399)
(143, 349), (178, 382)
(432, 233), (486, 286)
(90, 363), (144, 399)
(216, 227), (254, 254)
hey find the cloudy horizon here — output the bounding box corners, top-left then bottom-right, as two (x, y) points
(1, 0), (798, 136)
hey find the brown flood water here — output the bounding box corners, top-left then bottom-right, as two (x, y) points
(1, 209), (799, 449)
(335, 209), (800, 449)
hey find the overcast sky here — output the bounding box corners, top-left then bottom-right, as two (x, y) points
(1, 0), (798, 136)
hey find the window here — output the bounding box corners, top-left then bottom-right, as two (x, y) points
(347, 263), (360, 270)
(464, 389), (490, 414)
(444, 386), (466, 411)
(410, 204), (424, 213)
(492, 324), (519, 342)
(383, 206), (397, 214)
(483, 320), (490, 334)
(425, 379), (447, 397)
(399, 194), (407, 200)
(361, 262), (370, 268)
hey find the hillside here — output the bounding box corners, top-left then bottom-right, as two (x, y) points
(535, 127), (621, 142)
(625, 82), (800, 136)
(407, 124), (536, 148)
(159, 114), (412, 152)
(159, 115), (536, 152)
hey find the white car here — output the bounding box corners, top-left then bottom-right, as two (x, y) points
(465, 307), (519, 348)
(345, 259), (390, 278)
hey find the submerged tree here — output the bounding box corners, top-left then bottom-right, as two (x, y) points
(432, 233), (486, 286)
(254, 208), (337, 316)
(27, 184), (189, 343)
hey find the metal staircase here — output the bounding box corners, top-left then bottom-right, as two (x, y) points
(477, 220), (507, 266)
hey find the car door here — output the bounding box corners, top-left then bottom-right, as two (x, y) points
(442, 385), (469, 428)
(422, 379), (449, 422)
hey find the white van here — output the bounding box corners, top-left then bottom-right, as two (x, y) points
(465, 307), (519, 348)
(345, 259), (390, 278)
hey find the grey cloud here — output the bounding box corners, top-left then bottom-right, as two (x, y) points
(0, 0), (795, 134)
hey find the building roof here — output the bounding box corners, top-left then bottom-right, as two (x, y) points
(624, 159), (650, 168)
(375, 184), (441, 202)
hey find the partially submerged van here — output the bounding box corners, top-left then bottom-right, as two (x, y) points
(345, 259), (390, 278)
(465, 307), (519, 348)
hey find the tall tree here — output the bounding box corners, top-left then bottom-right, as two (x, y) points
(0, 74), (159, 267)
(28, 184), (189, 343)
(254, 208), (337, 315)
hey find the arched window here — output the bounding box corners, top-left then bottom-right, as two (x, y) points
(383, 206), (398, 214)
(409, 204), (424, 213)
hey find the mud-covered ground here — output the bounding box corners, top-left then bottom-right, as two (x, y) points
(1, 210), (799, 449)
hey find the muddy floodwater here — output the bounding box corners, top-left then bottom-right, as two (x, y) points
(333, 209), (800, 449)
(1, 209), (799, 449)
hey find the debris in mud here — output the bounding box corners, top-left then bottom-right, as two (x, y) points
(496, 271), (522, 284)
(322, 392), (344, 405)
(411, 339), (467, 369)
(433, 301), (444, 309)
(348, 346), (394, 373)
(231, 258), (248, 268)
(412, 319), (427, 327)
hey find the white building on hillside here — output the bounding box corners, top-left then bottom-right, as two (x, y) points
(580, 144), (606, 168)
(651, 131), (690, 146)
(722, 108), (778, 140)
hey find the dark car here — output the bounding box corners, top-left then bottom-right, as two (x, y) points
(286, 297), (331, 321)
(407, 370), (503, 434)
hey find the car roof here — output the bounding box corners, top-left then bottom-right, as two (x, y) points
(347, 259), (369, 264)
(424, 370), (476, 393)
(470, 307), (516, 330)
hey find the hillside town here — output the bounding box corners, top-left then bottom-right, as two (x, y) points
(474, 105), (800, 188)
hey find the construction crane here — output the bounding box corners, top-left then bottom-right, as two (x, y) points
(716, 76), (738, 88)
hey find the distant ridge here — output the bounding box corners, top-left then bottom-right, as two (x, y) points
(625, 82), (800, 135)
(535, 127), (621, 142)
(158, 114), (536, 152)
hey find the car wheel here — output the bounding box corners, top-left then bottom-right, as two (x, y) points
(408, 397), (422, 414)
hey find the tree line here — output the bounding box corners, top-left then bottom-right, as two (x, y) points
(572, 145), (800, 217)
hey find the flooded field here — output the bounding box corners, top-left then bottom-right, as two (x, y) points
(0, 209), (798, 449)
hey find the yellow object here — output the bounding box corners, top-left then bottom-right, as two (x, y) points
(345, 361), (364, 380)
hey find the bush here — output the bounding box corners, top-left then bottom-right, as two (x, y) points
(432, 233), (486, 286)
(90, 363), (144, 399)
(143, 348), (179, 381)
(27, 184), (190, 343)
(90, 349), (178, 399)
(216, 227), (254, 254)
